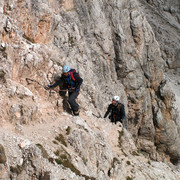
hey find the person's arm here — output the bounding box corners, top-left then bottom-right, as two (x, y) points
(48, 77), (63, 88)
(73, 73), (83, 90)
(104, 105), (111, 118)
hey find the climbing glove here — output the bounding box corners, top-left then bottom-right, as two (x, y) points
(45, 85), (51, 90)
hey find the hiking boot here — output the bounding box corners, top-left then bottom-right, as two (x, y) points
(73, 109), (79, 116)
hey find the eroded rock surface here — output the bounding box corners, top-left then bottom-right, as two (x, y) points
(0, 0), (180, 179)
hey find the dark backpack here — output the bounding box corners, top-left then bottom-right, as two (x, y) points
(64, 69), (81, 88)
(69, 69), (80, 82)
(117, 103), (122, 112)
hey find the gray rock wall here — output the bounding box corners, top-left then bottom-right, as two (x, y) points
(0, 0), (180, 176)
(138, 0), (180, 69)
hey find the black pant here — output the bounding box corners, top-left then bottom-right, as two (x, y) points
(109, 115), (122, 124)
(68, 91), (79, 111)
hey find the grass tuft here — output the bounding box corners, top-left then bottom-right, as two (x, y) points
(36, 144), (49, 159)
(52, 140), (59, 145)
(23, 34), (35, 43)
(132, 151), (139, 156)
(118, 130), (124, 147)
(55, 134), (67, 147)
(66, 126), (71, 135)
(54, 149), (95, 180)
(126, 161), (131, 165)
(126, 176), (133, 180)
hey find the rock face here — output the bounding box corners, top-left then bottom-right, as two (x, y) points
(138, 0), (180, 165)
(138, 0), (180, 69)
(0, 0), (180, 179)
(0, 116), (179, 180)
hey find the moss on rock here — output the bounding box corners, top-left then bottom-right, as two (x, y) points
(0, 144), (7, 164)
(55, 134), (67, 147)
(36, 144), (49, 159)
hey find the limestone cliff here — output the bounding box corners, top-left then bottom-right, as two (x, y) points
(0, 0), (180, 179)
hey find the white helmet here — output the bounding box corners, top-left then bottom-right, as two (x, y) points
(62, 65), (70, 73)
(112, 95), (120, 102)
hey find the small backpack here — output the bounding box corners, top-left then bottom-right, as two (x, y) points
(117, 103), (122, 112)
(69, 69), (80, 81)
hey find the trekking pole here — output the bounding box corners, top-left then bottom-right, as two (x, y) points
(54, 89), (76, 93)
(26, 78), (45, 88)
(49, 88), (75, 93)
(49, 89), (65, 93)
(26, 78), (60, 91)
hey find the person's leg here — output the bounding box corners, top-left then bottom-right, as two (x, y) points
(115, 116), (122, 124)
(59, 83), (67, 96)
(62, 96), (72, 114)
(68, 92), (79, 115)
(109, 115), (115, 123)
(58, 83), (70, 113)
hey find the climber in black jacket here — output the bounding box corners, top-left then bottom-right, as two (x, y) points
(104, 96), (126, 127)
(46, 65), (83, 116)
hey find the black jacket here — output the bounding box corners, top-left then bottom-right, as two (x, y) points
(50, 69), (83, 90)
(104, 103), (125, 120)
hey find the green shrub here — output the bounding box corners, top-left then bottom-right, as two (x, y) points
(66, 126), (71, 135)
(82, 157), (88, 165)
(112, 157), (119, 168)
(126, 161), (131, 165)
(53, 140), (59, 145)
(54, 149), (60, 156)
(0, 70), (5, 78)
(132, 151), (139, 156)
(118, 130), (124, 147)
(55, 134), (67, 147)
(36, 144), (49, 159)
(54, 150), (95, 180)
(23, 34), (35, 43)
(0, 48), (7, 58)
(0, 144), (7, 164)
(55, 158), (62, 165)
(126, 176), (133, 180)
(55, 153), (80, 175)
(0, 46), (6, 52)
